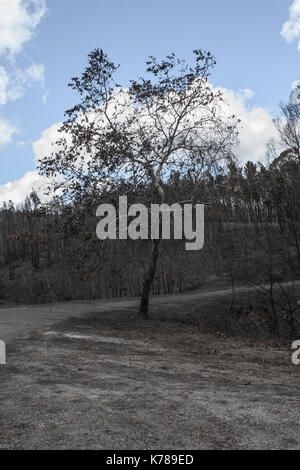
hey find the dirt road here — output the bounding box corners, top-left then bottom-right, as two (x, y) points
(1, 281), (299, 342)
(0, 285), (234, 341)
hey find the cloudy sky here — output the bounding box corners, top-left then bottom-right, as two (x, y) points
(0, 0), (300, 204)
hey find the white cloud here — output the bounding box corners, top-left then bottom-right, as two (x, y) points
(0, 117), (18, 147)
(0, 170), (45, 205)
(0, 121), (62, 206)
(0, 0), (47, 58)
(281, 0), (300, 50)
(0, 1), (48, 149)
(32, 88), (277, 171)
(33, 122), (62, 162)
(217, 88), (277, 163)
(0, 66), (9, 104)
(0, 62), (46, 151)
(6, 63), (46, 102)
(238, 88), (255, 100)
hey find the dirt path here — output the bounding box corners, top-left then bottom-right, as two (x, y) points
(0, 284), (299, 449)
(1, 281), (299, 342)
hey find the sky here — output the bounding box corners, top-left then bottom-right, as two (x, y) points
(0, 0), (300, 204)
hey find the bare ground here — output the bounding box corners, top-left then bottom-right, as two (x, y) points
(0, 287), (300, 449)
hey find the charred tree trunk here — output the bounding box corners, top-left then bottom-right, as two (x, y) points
(138, 174), (164, 318)
(139, 239), (160, 318)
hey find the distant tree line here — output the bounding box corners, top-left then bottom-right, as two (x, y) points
(0, 154), (299, 304)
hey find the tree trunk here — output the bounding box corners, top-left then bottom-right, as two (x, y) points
(139, 239), (160, 318)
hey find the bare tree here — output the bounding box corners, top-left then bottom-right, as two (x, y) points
(270, 90), (300, 166)
(38, 48), (238, 317)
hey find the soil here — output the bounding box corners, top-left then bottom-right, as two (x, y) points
(0, 286), (299, 449)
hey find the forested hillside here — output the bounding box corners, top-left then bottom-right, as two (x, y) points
(1, 156), (299, 314)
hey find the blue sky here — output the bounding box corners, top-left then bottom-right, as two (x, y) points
(0, 0), (300, 203)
